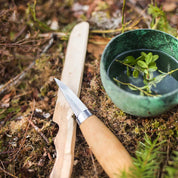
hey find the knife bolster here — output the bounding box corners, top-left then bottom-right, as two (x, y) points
(77, 109), (92, 125)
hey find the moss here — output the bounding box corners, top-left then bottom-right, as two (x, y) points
(0, 1), (177, 177)
(152, 120), (160, 128)
(134, 127), (140, 134)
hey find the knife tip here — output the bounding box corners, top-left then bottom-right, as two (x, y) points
(54, 78), (61, 86)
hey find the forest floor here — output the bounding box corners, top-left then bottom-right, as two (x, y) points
(0, 0), (177, 177)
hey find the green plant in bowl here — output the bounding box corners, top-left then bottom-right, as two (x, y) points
(100, 29), (178, 117)
(114, 52), (178, 97)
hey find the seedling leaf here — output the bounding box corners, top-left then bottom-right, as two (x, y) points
(152, 55), (159, 62)
(115, 52), (177, 96)
(144, 69), (149, 74)
(141, 52), (147, 57)
(127, 66), (130, 76)
(136, 55), (144, 62)
(145, 53), (152, 65)
(123, 56), (135, 64)
(149, 66), (157, 72)
(133, 69), (139, 78)
(137, 61), (148, 68)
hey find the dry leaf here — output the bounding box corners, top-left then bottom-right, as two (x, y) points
(163, 2), (177, 12)
(88, 36), (110, 59)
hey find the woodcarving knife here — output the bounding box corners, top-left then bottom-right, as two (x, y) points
(54, 78), (133, 178)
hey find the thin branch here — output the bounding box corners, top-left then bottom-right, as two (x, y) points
(116, 59), (144, 74)
(122, 0), (126, 33)
(90, 16), (143, 34)
(89, 149), (98, 178)
(165, 68), (178, 75)
(0, 165), (18, 178)
(38, 32), (68, 39)
(115, 59), (178, 96)
(26, 117), (49, 144)
(90, 21), (132, 34)
(40, 34), (56, 54)
(11, 100), (35, 161)
(116, 60), (135, 70)
(13, 25), (27, 42)
(0, 34), (55, 95)
(113, 78), (157, 97)
(0, 61), (35, 95)
(127, 0), (151, 28)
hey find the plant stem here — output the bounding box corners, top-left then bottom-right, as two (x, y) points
(90, 21), (132, 34)
(113, 78), (157, 97)
(116, 60), (143, 73)
(155, 68), (178, 83)
(166, 68), (178, 75)
(122, 0), (126, 33)
(116, 60), (134, 69)
(116, 58), (178, 96)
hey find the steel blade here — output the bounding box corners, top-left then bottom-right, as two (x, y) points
(54, 78), (90, 119)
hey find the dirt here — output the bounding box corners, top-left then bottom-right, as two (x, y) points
(0, 0), (177, 177)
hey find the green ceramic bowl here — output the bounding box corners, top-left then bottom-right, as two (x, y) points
(100, 29), (178, 117)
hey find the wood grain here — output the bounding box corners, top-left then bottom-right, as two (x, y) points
(80, 115), (133, 178)
(50, 22), (89, 178)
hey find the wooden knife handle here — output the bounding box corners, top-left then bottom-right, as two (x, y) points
(80, 115), (133, 178)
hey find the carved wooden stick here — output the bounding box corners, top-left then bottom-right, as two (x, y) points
(50, 22), (89, 178)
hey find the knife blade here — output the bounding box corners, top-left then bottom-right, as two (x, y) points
(54, 78), (133, 178)
(54, 78), (92, 125)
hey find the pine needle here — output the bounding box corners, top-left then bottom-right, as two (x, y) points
(120, 134), (165, 178)
(164, 151), (178, 178)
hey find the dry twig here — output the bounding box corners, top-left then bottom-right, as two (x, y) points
(26, 117), (49, 144)
(0, 34), (56, 95)
(90, 16), (143, 34)
(11, 100), (36, 161)
(89, 149), (98, 178)
(127, 0), (151, 28)
(0, 166), (18, 178)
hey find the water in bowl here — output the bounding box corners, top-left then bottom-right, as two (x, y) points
(107, 49), (178, 95)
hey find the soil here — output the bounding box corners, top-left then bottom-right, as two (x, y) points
(0, 0), (177, 177)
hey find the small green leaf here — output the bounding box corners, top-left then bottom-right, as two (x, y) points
(141, 52), (147, 57)
(136, 55), (144, 62)
(140, 91), (144, 96)
(149, 61), (156, 66)
(149, 66), (157, 72)
(126, 66), (130, 76)
(152, 55), (159, 62)
(139, 67), (145, 72)
(146, 86), (152, 93)
(149, 62), (157, 72)
(143, 79), (148, 85)
(145, 53), (152, 65)
(133, 69), (139, 78)
(137, 60), (148, 68)
(123, 56), (135, 64)
(148, 52), (152, 56)
(144, 69), (149, 74)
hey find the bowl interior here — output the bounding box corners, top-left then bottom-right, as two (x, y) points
(107, 49), (178, 95)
